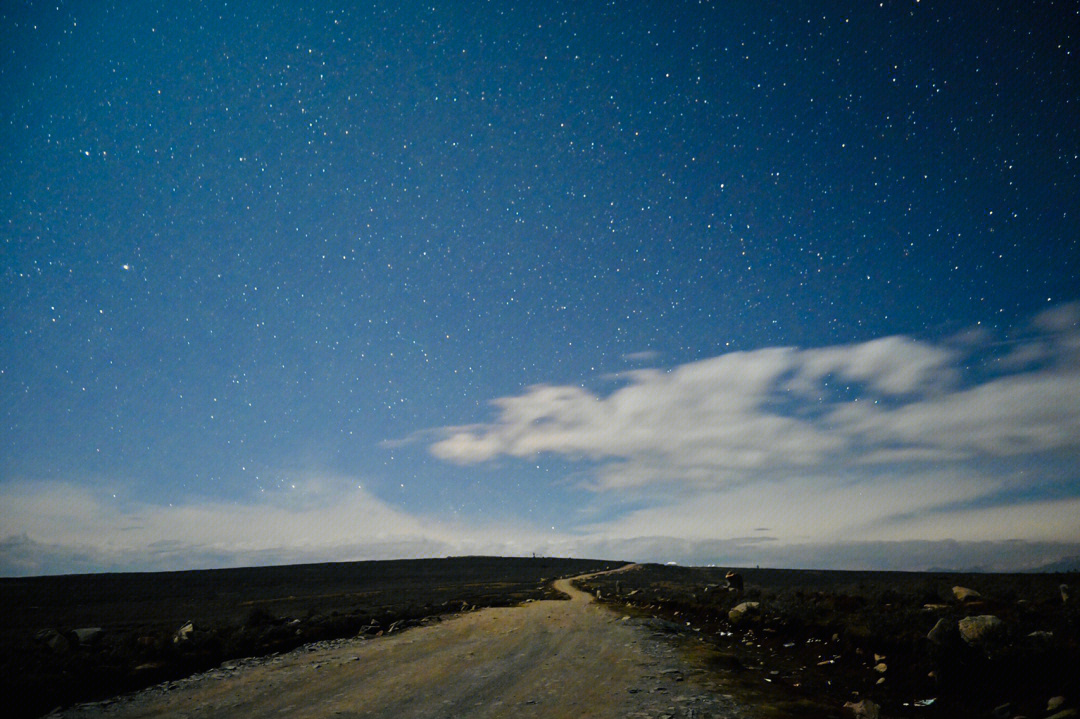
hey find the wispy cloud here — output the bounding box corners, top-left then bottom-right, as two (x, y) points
(5, 306), (1078, 576)
(0, 476), (566, 575)
(433, 306), (1080, 481)
(428, 304), (1080, 549)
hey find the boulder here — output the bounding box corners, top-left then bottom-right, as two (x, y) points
(73, 627), (103, 645)
(1048, 697), (1066, 713)
(958, 615), (1005, 647)
(952, 586), (982, 602)
(35, 628), (69, 654)
(173, 621), (195, 644)
(725, 571), (744, 592)
(728, 601), (760, 625)
(1047, 710), (1078, 719)
(843, 698), (881, 719)
(927, 617), (955, 645)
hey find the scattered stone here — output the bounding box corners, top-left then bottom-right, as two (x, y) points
(873, 662), (887, 673)
(1062, 584), (1071, 605)
(958, 615), (1005, 647)
(1047, 710), (1078, 719)
(173, 621), (195, 644)
(873, 653), (886, 662)
(1048, 697), (1066, 712)
(843, 698), (881, 719)
(73, 627), (103, 645)
(952, 586), (982, 602)
(36, 628), (70, 653)
(1027, 630), (1053, 643)
(728, 601), (760, 625)
(927, 618), (954, 645)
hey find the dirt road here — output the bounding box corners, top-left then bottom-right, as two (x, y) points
(56, 566), (750, 718)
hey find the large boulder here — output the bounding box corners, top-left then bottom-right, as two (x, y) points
(73, 627), (103, 646)
(173, 621), (195, 644)
(927, 617), (956, 645)
(35, 628), (69, 654)
(728, 601), (760, 626)
(952, 586), (982, 602)
(958, 615), (1005, 647)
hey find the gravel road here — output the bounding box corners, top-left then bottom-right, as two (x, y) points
(53, 566), (751, 718)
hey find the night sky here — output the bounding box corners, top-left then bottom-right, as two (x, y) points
(3, 1), (1079, 575)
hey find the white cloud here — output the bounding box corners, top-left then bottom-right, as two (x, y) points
(431, 326), (1080, 487)
(6, 307), (1078, 576)
(426, 307), (1080, 554)
(0, 477), (523, 575)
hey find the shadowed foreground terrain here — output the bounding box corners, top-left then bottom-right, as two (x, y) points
(50, 568), (752, 719)
(578, 565), (1079, 718)
(0, 556), (619, 718)
(5, 559), (1078, 718)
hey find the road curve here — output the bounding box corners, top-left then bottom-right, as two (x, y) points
(56, 565), (747, 718)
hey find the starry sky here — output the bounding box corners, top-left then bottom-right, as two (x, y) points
(3, 1), (1079, 575)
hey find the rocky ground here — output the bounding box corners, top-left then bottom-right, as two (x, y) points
(0, 557), (620, 718)
(576, 565), (1079, 719)
(45, 572), (757, 719)
(7, 559), (1077, 718)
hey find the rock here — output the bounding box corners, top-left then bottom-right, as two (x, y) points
(728, 601), (760, 625)
(1027, 630), (1053, 643)
(725, 571), (744, 592)
(952, 586), (982, 602)
(958, 615), (1005, 647)
(843, 698), (880, 719)
(73, 627), (103, 645)
(873, 662), (887, 673)
(1048, 697), (1066, 712)
(1047, 710), (1078, 719)
(36, 628), (70, 654)
(1062, 584), (1071, 605)
(927, 617), (954, 645)
(991, 703), (1011, 719)
(173, 621), (195, 644)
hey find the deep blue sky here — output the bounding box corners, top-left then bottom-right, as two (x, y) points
(3, 1), (1078, 574)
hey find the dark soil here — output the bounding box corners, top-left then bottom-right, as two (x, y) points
(0, 556), (620, 719)
(576, 564), (1079, 719)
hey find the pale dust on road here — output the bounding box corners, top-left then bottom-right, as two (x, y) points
(57, 565), (751, 719)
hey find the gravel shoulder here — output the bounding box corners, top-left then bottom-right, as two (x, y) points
(52, 566), (751, 719)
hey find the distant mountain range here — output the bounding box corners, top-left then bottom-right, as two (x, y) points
(923, 556), (1080, 574)
(1030, 555), (1080, 573)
